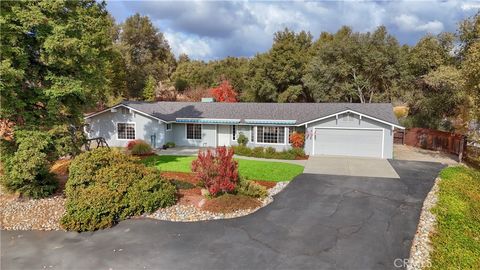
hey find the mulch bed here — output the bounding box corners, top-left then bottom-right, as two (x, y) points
(202, 194), (262, 214)
(161, 172), (199, 185)
(176, 187), (204, 206)
(253, 180), (277, 189)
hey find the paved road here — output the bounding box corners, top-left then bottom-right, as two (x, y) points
(1, 160), (444, 270)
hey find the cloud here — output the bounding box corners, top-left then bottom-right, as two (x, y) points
(393, 14), (444, 34)
(461, 3), (480, 10)
(106, 0), (478, 60)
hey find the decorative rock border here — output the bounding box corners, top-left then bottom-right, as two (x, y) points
(407, 177), (440, 270)
(146, 181), (289, 222)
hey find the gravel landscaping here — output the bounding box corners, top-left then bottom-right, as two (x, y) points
(407, 177), (440, 270)
(0, 179), (290, 230)
(0, 187), (65, 231)
(145, 181), (289, 222)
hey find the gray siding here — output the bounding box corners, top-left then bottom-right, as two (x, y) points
(165, 124), (174, 144)
(173, 124), (216, 147)
(85, 106), (165, 148)
(304, 113), (393, 158)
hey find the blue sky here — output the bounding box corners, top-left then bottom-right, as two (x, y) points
(106, 1), (480, 61)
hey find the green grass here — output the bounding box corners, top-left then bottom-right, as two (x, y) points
(428, 166), (480, 269)
(141, 155), (304, 182)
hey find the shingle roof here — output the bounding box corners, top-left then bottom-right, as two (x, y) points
(120, 101), (400, 126)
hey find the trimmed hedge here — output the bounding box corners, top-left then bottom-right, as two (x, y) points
(61, 148), (176, 231)
(231, 145), (306, 160)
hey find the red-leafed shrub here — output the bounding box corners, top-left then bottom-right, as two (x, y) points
(289, 132), (305, 148)
(126, 140), (141, 150)
(191, 147), (239, 196)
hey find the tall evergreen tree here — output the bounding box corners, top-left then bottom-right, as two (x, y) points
(119, 13), (175, 98)
(244, 28), (313, 102)
(0, 0), (114, 128)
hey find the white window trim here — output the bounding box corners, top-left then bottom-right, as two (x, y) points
(185, 123), (202, 140)
(116, 122), (136, 141)
(166, 123), (172, 131)
(311, 127), (384, 158)
(255, 126), (288, 145)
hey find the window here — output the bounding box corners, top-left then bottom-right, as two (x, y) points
(166, 123), (172, 131)
(186, 124), (201, 140)
(117, 123), (135, 140)
(232, 125), (237, 140)
(256, 126), (285, 144)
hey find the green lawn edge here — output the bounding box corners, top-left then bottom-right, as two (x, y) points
(428, 166), (480, 269)
(141, 155), (304, 182)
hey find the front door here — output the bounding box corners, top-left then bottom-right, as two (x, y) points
(217, 125), (230, 146)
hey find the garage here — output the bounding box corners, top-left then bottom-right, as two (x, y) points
(313, 128), (384, 158)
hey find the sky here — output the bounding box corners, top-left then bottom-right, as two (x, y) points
(106, 0), (480, 61)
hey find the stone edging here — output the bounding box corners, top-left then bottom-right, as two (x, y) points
(407, 177), (440, 270)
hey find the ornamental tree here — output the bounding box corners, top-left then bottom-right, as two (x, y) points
(210, 80), (238, 102)
(191, 147), (239, 196)
(289, 132), (305, 148)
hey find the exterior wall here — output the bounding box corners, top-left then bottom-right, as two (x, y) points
(304, 113), (394, 158)
(165, 124), (174, 144)
(173, 124), (216, 147)
(85, 107), (165, 148)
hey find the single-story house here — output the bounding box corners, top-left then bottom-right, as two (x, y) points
(84, 101), (403, 159)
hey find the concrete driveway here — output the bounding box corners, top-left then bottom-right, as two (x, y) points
(1, 160), (444, 270)
(304, 156), (400, 178)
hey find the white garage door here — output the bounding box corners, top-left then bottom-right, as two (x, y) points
(313, 128), (384, 158)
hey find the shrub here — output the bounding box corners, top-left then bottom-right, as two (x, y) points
(67, 147), (136, 193)
(232, 145), (251, 156)
(169, 179), (195, 189)
(264, 147), (276, 158)
(122, 171), (176, 218)
(236, 177), (268, 199)
(252, 147), (265, 157)
(126, 140), (140, 150)
(48, 124), (86, 157)
(165, 142), (176, 148)
(191, 147), (239, 197)
(61, 148), (175, 231)
(1, 130), (58, 198)
(289, 132), (305, 148)
(232, 144), (306, 160)
(237, 133), (249, 146)
(289, 147), (306, 159)
(61, 185), (119, 231)
(131, 140), (153, 155)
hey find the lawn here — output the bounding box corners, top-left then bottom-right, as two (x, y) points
(428, 166), (480, 269)
(141, 155), (304, 182)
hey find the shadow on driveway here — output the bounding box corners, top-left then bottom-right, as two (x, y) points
(1, 160), (445, 270)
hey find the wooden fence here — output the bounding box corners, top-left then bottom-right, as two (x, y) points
(394, 128), (468, 159)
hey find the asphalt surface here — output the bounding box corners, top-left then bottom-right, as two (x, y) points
(1, 160), (444, 270)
